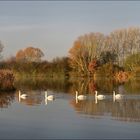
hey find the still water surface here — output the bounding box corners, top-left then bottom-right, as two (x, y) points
(0, 78), (140, 139)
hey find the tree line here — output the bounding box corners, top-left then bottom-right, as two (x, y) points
(0, 26), (140, 84)
(69, 27), (140, 77)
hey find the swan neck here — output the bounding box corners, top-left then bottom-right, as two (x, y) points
(113, 91), (115, 97)
(45, 91), (47, 97)
(76, 91), (78, 98)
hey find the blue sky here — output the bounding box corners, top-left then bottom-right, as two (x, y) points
(0, 1), (140, 61)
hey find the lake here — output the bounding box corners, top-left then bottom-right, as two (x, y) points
(0, 78), (140, 139)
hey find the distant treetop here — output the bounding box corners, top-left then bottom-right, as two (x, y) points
(16, 46), (44, 62)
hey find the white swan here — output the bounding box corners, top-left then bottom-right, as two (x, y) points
(45, 91), (55, 101)
(75, 91), (87, 103)
(45, 91), (55, 105)
(113, 91), (124, 102)
(95, 90), (106, 100)
(18, 90), (28, 102)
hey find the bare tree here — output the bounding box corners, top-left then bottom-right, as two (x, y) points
(69, 32), (105, 75)
(0, 41), (4, 60)
(109, 27), (140, 66)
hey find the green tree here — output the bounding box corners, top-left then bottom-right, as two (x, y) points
(124, 53), (140, 71)
(99, 51), (117, 65)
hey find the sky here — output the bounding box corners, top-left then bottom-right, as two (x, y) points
(0, 1), (140, 61)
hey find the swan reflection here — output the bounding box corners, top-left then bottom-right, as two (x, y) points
(71, 96), (140, 122)
(16, 90), (42, 106)
(0, 88), (140, 123)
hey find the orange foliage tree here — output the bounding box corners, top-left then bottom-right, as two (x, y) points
(16, 46), (44, 62)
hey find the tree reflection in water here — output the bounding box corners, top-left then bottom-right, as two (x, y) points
(10, 76), (140, 96)
(15, 90), (43, 106)
(1, 77), (140, 122)
(0, 91), (15, 108)
(70, 98), (140, 122)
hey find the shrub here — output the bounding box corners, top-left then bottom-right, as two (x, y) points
(96, 62), (122, 77)
(0, 69), (15, 91)
(114, 71), (130, 83)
